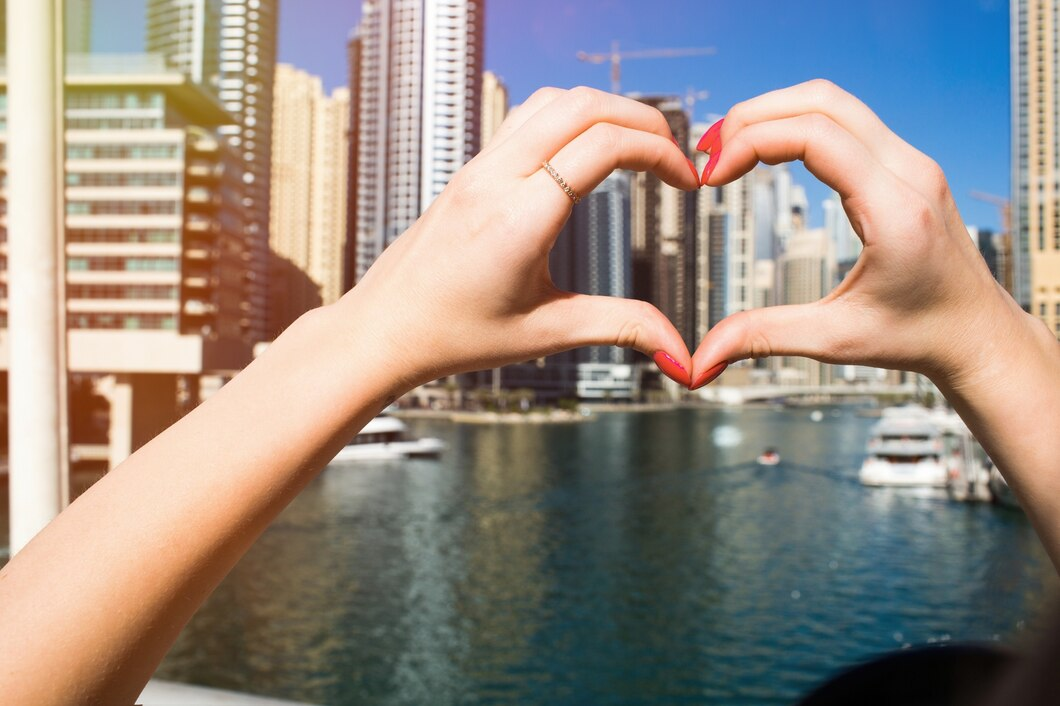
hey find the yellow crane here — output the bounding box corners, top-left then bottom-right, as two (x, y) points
(577, 40), (717, 94)
(970, 190), (1014, 295)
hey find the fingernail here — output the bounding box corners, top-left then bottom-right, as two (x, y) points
(700, 148), (721, 186)
(685, 157), (700, 185)
(653, 351), (691, 387)
(695, 118), (724, 153)
(690, 362), (728, 391)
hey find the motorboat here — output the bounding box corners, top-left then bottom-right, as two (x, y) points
(858, 406), (949, 487)
(757, 448), (781, 466)
(331, 415), (445, 462)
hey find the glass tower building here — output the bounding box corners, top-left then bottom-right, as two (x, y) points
(146, 0), (278, 343)
(349, 0), (484, 283)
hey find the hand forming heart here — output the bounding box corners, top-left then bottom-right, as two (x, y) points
(336, 80), (1024, 401)
(689, 79), (1023, 394)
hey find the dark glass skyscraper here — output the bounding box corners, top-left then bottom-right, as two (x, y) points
(146, 0), (278, 343)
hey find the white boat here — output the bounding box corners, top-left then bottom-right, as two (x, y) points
(331, 415), (445, 462)
(859, 406), (950, 487)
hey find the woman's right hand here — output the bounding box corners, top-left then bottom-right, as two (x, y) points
(691, 80), (1060, 568)
(690, 79), (1033, 392)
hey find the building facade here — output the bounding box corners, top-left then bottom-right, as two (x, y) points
(350, 0), (484, 283)
(630, 95), (696, 350)
(481, 70), (508, 148)
(0, 56), (254, 464)
(1012, 0), (1060, 337)
(146, 0), (278, 343)
(268, 64), (350, 336)
(2, 56), (250, 363)
(779, 228), (835, 386)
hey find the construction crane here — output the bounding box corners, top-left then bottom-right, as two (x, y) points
(971, 190), (1014, 295)
(576, 40), (717, 95)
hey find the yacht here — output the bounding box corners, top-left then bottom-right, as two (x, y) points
(859, 406), (950, 487)
(331, 415), (444, 462)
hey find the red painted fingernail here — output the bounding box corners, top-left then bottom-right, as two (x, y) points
(700, 148), (721, 186)
(690, 362), (728, 391)
(695, 118), (724, 152)
(653, 351), (691, 387)
(685, 157), (700, 185)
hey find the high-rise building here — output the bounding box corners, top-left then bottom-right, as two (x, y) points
(350, 0), (484, 283)
(779, 228), (835, 386)
(481, 70), (508, 148)
(823, 190), (862, 269)
(0, 55), (254, 464)
(1012, 0), (1060, 337)
(723, 170), (757, 318)
(630, 95), (696, 350)
(146, 0), (278, 343)
(268, 64), (350, 336)
(570, 172), (637, 399)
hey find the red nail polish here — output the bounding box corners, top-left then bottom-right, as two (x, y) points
(690, 362), (728, 391)
(700, 148), (721, 186)
(695, 118), (724, 153)
(653, 351), (691, 387)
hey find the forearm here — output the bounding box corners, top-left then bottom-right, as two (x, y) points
(0, 304), (397, 705)
(935, 299), (1060, 569)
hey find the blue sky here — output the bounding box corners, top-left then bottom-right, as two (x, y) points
(93, 0), (1010, 230)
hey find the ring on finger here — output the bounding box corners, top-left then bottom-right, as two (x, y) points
(541, 161), (582, 205)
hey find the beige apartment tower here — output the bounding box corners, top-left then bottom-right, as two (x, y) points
(481, 70), (508, 147)
(1013, 0), (1060, 337)
(269, 64), (350, 336)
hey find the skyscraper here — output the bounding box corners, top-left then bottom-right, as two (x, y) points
(481, 70), (508, 148)
(823, 190), (862, 268)
(268, 64), (350, 336)
(350, 0), (484, 283)
(0, 56), (254, 466)
(779, 228), (835, 386)
(1012, 0), (1060, 337)
(146, 0), (278, 343)
(630, 95), (696, 350)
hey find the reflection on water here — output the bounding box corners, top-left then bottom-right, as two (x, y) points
(158, 407), (1057, 705)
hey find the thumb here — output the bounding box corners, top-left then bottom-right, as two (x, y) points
(690, 301), (864, 389)
(537, 293), (693, 387)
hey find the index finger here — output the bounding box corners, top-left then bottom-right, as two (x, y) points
(494, 86), (683, 175)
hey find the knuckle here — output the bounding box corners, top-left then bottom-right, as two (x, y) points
(921, 157), (949, 197)
(585, 122), (622, 153)
(567, 85), (603, 116)
(615, 301), (654, 350)
(804, 112), (839, 140)
(726, 98), (752, 128)
(528, 86), (564, 105)
(445, 170), (486, 208)
(732, 311), (772, 360)
(806, 78), (842, 102)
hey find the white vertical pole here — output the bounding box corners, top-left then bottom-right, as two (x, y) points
(7, 0), (69, 554)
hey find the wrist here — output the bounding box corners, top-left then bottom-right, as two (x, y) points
(282, 301), (413, 407)
(931, 291), (1057, 402)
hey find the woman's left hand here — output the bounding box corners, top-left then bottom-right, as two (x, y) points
(335, 86), (701, 393)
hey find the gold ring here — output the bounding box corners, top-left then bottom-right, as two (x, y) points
(542, 161), (582, 205)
